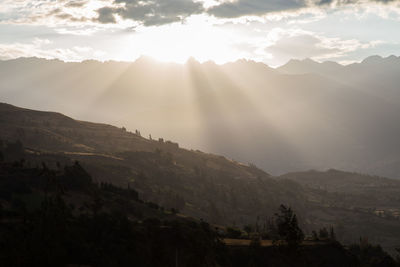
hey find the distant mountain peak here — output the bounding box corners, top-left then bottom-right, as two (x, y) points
(387, 55), (397, 60)
(302, 58), (318, 64)
(362, 55), (383, 64)
(277, 58), (342, 75)
(284, 58), (303, 64)
(185, 56), (201, 66)
(134, 55), (159, 64)
(282, 58), (319, 67)
(321, 60), (342, 66)
(384, 55), (399, 63)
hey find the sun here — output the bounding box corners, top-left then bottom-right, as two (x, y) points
(122, 15), (242, 64)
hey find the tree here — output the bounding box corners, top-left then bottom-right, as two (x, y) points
(61, 161), (92, 190)
(319, 227), (329, 240)
(395, 248), (400, 264)
(243, 225), (252, 238)
(349, 242), (398, 267)
(329, 226), (336, 241)
(312, 230), (319, 241)
(275, 205), (304, 247)
(226, 227), (242, 239)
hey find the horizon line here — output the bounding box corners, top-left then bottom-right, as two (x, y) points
(2, 54), (399, 69)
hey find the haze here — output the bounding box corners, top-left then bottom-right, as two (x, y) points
(1, 55), (400, 178)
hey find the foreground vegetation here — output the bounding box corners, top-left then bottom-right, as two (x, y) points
(0, 155), (399, 266)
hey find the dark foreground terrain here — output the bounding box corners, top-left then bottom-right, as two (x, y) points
(0, 160), (398, 267)
(0, 103), (399, 266)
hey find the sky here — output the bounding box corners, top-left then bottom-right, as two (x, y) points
(1, 0), (400, 67)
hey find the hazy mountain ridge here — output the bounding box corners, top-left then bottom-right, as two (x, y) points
(277, 55), (400, 75)
(2, 56), (400, 178)
(1, 102), (400, 253)
(277, 58), (343, 75)
(278, 55), (400, 105)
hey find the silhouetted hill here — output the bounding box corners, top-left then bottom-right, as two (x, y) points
(0, 159), (232, 266)
(0, 149), (398, 266)
(0, 163), (370, 267)
(1, 103), (400, 254)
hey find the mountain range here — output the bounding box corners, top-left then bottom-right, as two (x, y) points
(1, 55), (400, 179)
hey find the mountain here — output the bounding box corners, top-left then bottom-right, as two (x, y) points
(1, 103), (400, 253)
(277, 55), (400, 105)
(277, 58), (343, 75)
(2, 57), (400, 178)
(276, 56), (400, 179)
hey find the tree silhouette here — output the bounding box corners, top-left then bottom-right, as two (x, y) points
(319, 227), (329, 240)
(275, 205), (304, 247)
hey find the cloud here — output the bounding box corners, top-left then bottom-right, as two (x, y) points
(267, 31), (341, 59)
(207, 0), (400, 18)
(0, 0), (94, 26)
(65, 1), (87, 8)
(317, 0), (398, 5)
(208, 0), (307, 18)
(0, 38), (106, 62)
(263, 29), (383, 65)
(97, 7), (117, 24)
(1, 0), (399, 29)
(94, 0), (205, 26)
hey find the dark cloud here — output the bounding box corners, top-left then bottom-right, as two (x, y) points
(48, 8), (63, 15)
(65, 1), (87, 8)
(207, 0), (400, 18)
(207, 0), (307, 18)
(97, 7), (117, 23)
(56, 13), (74, 20)
(317, 0), (333, 5)
(92, 0), (399, 26)
(317, 0), (397, 5)
(95, 0), (204, 26)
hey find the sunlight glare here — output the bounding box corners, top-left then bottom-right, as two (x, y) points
(124, 15), (243, 64)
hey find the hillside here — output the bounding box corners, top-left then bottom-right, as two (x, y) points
(1, 162), (374, 267)
(279, 169), (400, 196)
(1, 103), (400, 254)
(2, 57), (400, 178)
(0, 159), (231, 266)
(278, 169), (400, 250)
